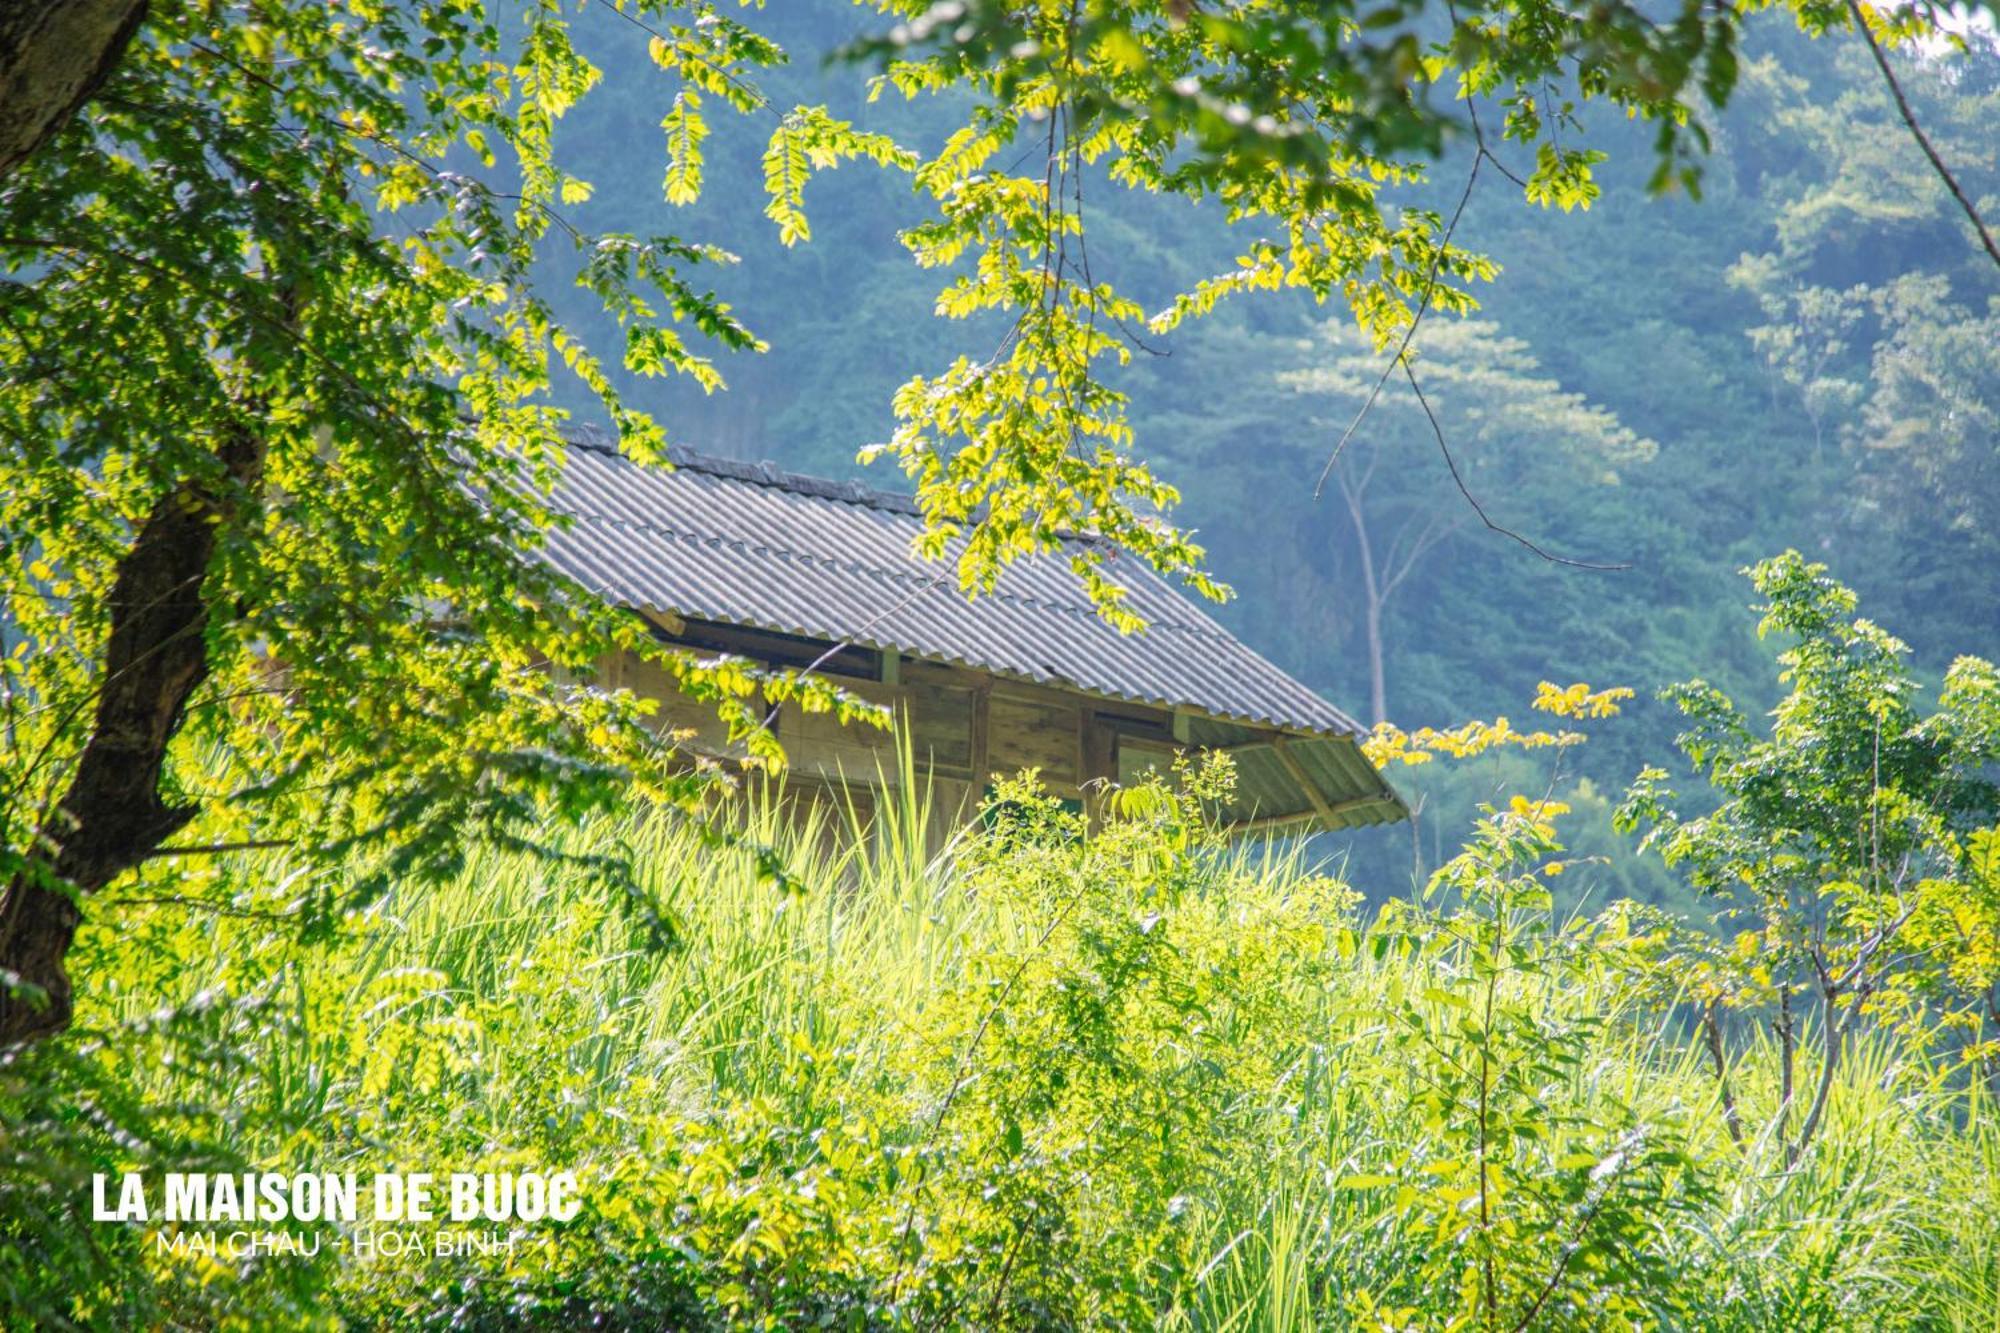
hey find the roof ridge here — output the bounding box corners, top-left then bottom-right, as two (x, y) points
(564, 425), (924, 518)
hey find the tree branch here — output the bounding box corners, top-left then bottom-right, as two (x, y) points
(1400, 359), (1629, 570)
(1703, 1000), (1747, 1152)
(1314, 153), (1482, 498)
(144, 839), (294, 860)
(1845, 0), (2000, 274)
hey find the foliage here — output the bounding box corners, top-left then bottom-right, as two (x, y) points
(5, 728), (1998, 1329)
(0, 0), (916, 1038)
(1344, 798), (1709, 1329)
(1365, 680), (1635, 767)
(6, 0), (1996, 1047)
(863, 0), (1813, 198)
(1618, 552), (2000, 1159)
(858, 0), (1621, 620)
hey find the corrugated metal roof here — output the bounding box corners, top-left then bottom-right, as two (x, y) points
(535, 438), (1371, 743)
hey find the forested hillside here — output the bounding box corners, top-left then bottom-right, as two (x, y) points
(546, 5), (2000, 900)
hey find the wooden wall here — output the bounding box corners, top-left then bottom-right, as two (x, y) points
(601, 620), (1195, 840)
(541, 611), (1399, 842)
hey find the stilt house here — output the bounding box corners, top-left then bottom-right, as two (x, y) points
(535, 439), (1404, 836)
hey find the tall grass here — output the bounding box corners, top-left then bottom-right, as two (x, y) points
(7, 754), (1996, 1330)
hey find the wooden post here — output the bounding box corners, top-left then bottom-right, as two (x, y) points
(1082, 714), (1117, 829)
(970, 680), (991, 796)
(1083, 716), (1117, 785)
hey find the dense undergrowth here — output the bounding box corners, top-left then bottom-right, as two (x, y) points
(3, 752), (1996, 1330)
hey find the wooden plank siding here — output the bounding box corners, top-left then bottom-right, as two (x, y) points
(597, 614), (1372, 840)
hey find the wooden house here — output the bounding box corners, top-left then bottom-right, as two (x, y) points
(535, 438), (1404, 837)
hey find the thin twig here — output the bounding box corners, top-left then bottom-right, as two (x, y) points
(1511, 1168), (1617, 1332)
(1703, 1000), (1748, 1153)
(144, 839), (295, 859)
(1399, 359), (1628, 570)
(102, 894), (301, 921)
(1308, 0), (1528, 497)
(1845, 0), (2000, 273)
(743, 563), (958, 737)
(1449, 0), (1531, 191)
(1313, 152), (1482, 498)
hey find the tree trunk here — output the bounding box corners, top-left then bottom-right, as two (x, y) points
(1775, 986), (1796, 1167)
(1703, 1000), (1746, 1152)
(0, 427), (264, 1046)
(1337, 470), (1390, 727)
(0, 0), (149, 183)
(1791, 995), (1843, 1163)
(1363, 594), (1386, 729)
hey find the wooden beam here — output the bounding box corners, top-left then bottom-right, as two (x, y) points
(1271, 736), (1336, 824)
(1234, 810), (1320, 835)
(880, 647), (901, 687)
(1073, 704), (1087, 785)
(639, 606), (686, 637)
(1234, 794), (1394, 835)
